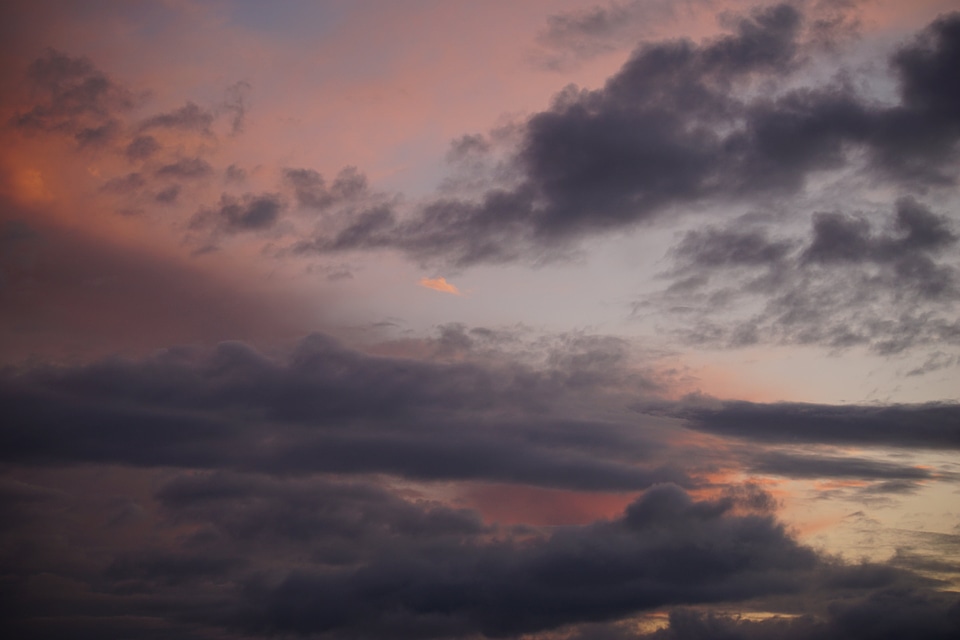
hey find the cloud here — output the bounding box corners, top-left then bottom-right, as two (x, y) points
(646, 399), (960, 450)
(0, 331), (684, 491)
(747, 451), (938, 481)
(293, 8), (960, 267)
(534, 0), (681, 69)
(124, 134), (161, 161)
(11, 48), (134, 145)
(154, 157), (214, 180)
(138, 101), (214, 134)
(419, 276), (462, 295)
(627, 597), (960, 640)
(190, 192), (283, 234)
(649, 197), (960, 354)
(236, 483), (819, 638)
(283, 166), (369, 210)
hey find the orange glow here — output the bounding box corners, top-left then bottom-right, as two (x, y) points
(418, 276), (462, 295)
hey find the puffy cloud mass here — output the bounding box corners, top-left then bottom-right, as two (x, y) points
(297, 8), (960, 266)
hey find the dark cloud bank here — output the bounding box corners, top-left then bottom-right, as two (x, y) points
(2, 333), (959, 637)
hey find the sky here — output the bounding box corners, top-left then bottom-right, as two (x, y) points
(1, 0), (959, 638)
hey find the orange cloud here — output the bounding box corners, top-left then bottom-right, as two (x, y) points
(418, 276), (462, 295)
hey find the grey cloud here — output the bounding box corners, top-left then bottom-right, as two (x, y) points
(0, 477), (845, 639)
(802, 198), (956, 266)
(6, 467), (955, 639)
(284, 166), (369, 210)
(654, 198), (959, 354)
(631, 596), (960, 640)
(155, 185), (180, 204)
(12, 48), (133, 144)
(646, 399), (960, 450)
(138, 101), (214, 134)
(0, 333), (683, 491)
(671, 227), (796, 270)
(155, 157), (214, 180)
(296, 9), (960, 267)
(155, 472), (489, 551)
(224, 164), (246, 183)
(125, 134), (161, 161)
(748, 451), (937, 481)
(190, 192), (282, 233)
(238, 484), (817, 638)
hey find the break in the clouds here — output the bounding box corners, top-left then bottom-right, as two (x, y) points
(2, 1), (960, 638)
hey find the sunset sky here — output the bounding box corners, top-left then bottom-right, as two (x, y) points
(2, 1), (960, 638)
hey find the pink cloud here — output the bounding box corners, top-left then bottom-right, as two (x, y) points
(418, 276), (462, 295)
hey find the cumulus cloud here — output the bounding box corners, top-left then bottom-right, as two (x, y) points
(294, 8), (960, 267)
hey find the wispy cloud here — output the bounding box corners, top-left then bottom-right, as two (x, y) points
(419, 276), (463, 295)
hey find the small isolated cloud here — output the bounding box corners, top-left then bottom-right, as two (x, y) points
(419, 276), (462, 295)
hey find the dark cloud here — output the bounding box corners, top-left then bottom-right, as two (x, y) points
(224, 164), (246, 183)
(238, 484), (817, 638)
(294, 9), (960, 267)
(138, 101), (214, 134)
(0, 475), (850, 639)
(155, 472), (489, 550)
(11, 48), (133, 144)
(747, 451), (937, 481)
(283, 166), (369, 210)
(4, 466), (954, 639)
(629, 596), (960, 640)
(652, 198), (960, 354)
(647, 399), (960, 450)
(535, 0), (663, 68)
(154, 185), (180, 204)
(190, 192), (283, 233)
(0, 332), (683, 491)
(155, 157), (214, 180)
(125, 134), (161, 161)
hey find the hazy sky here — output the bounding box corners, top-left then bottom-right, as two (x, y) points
(2, 1), (959, 638)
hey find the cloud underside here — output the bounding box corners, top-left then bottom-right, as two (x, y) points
(1, 331), (959, 638)
(4, 466), (959, 639)
(11, 6), (960, 359)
